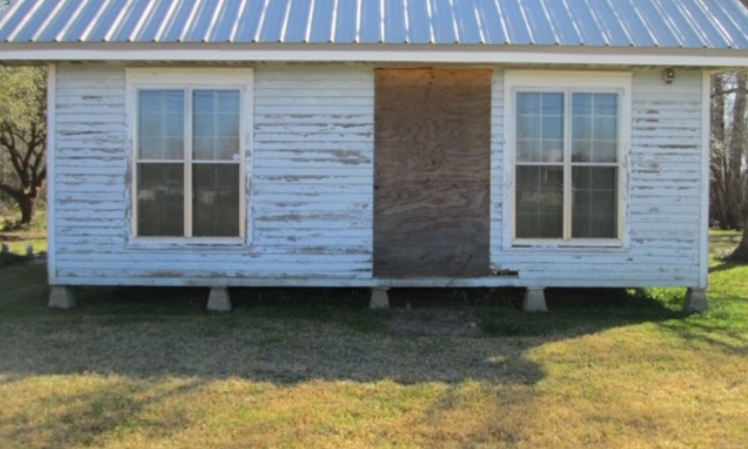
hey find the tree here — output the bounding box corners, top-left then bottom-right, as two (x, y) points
(720, 0), (748, 261)
(0, 66), (47, 225)
(710, 72), (748, 262)
(710, 73), (748, 232)
(711, 71), (748, 263)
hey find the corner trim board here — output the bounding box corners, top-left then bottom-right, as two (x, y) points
(46, 63), (57, 285)
(699, 70), (711, 289)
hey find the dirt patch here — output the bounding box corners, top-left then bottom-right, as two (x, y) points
(387, 308), (481, 337)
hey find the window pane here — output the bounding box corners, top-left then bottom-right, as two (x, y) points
(138, 91), (184, 160)
(572, 139), (592, 162)
(572, 93), (618, 164)
(572, 167), (617, 238)
(593, 94), (618, 116)
(193, 113), (215, 139)
(517, 114), (541, 139)
(193, 91), (215, 114)
(192, 164), (241, 237)
(217, 138), (241, 158)
(517, 140), (540, 162)
(593, 116), (617, 141)
(193, 90), (241, 161)
(542, 93), (564, 115)
(572, 93), (592, 116)
(517, 93), (542, 115)
(517, 92), (564, 164)
(542, 115), (563, 140)
(137, 164), (184, 236)
(164, 93), (184, 113)
(591, 167), (617, 190)
(541, 140), (563, 163)
(572, 115), (592, 140)
(217, 90), (241, 111)
(217, 112), (240, 137)
(515, 166), (563, 239)
(139, 113), (162, 138)
(593, 141), (617, 163)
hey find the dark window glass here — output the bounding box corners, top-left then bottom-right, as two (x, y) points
(192, 164), (240, 237)
(137, 164), (184, 236)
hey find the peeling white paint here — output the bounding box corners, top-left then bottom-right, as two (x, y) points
(51, 63), (706, 289)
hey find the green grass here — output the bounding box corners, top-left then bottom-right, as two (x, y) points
(0, 207), (47, 258)
(707, 228), (743, 238)
(0, 205), (47, 233)
(0, 232), (746, 448)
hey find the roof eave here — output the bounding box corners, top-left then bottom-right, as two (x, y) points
(1, 42), (748, 68)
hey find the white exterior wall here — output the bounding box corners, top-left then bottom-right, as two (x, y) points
(489, 69), (706, 288)
(51, 65), (129, 284)
(51, 63), (374, 286)
(49, 64), (706, 289)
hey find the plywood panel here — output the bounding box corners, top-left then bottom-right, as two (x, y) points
(374, 69), (491, 277)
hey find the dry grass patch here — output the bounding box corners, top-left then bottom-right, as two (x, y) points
(517, 327), (748, 448)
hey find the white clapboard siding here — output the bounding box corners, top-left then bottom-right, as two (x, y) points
(53, 63), (705, 289)
(489, 69), (705, 288)
(251, 65), (375, 265)
(53, 63), (375, 286)
(52, 63), (128, 261)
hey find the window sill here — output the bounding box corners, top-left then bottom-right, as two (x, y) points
(510, 238), (625, 251)
(127, 237), (247, 249)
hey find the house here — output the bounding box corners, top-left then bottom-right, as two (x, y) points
(2, 0), (747, 313)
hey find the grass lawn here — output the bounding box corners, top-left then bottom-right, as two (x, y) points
(0, 210), (47, 259)
(0, 231), (746, 448)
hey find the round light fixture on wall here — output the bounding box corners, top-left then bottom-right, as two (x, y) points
(662, 68), (676, 84)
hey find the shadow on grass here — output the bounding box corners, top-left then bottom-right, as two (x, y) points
(657, 319), (748, 356)
(0, 377), (202, 449)
(0, 264), (692, 389)
(709, 262), (743, 275)
(0, 252), (28, 267)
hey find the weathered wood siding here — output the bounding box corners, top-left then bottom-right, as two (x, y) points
(53, 64), (129, 286)
(490, 69), (705, 288)
(51, 64), (374, 286)
(374, 69), (491, 278)
(251, 66), (374, 280)
(50, 63), (705, 289)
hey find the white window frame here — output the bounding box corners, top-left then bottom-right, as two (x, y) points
(503, 70), (632, 249)
(126, 68), (254, 245)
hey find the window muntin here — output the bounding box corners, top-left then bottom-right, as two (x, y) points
(514, 90), (621, 241)
(135, 87), (243, 239)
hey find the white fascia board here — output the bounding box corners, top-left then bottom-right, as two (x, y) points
(2, 43), (748, 67)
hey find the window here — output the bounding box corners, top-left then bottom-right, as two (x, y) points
(505, 71), (630, 244)
(127, 69), (252, 241)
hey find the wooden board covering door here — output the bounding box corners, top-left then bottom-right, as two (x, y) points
(374, 69), (492, 278)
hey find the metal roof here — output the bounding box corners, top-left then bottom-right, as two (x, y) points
(1, 0), (748, 49)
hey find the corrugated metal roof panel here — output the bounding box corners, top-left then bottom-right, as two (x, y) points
(2, 0), (748, 49)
